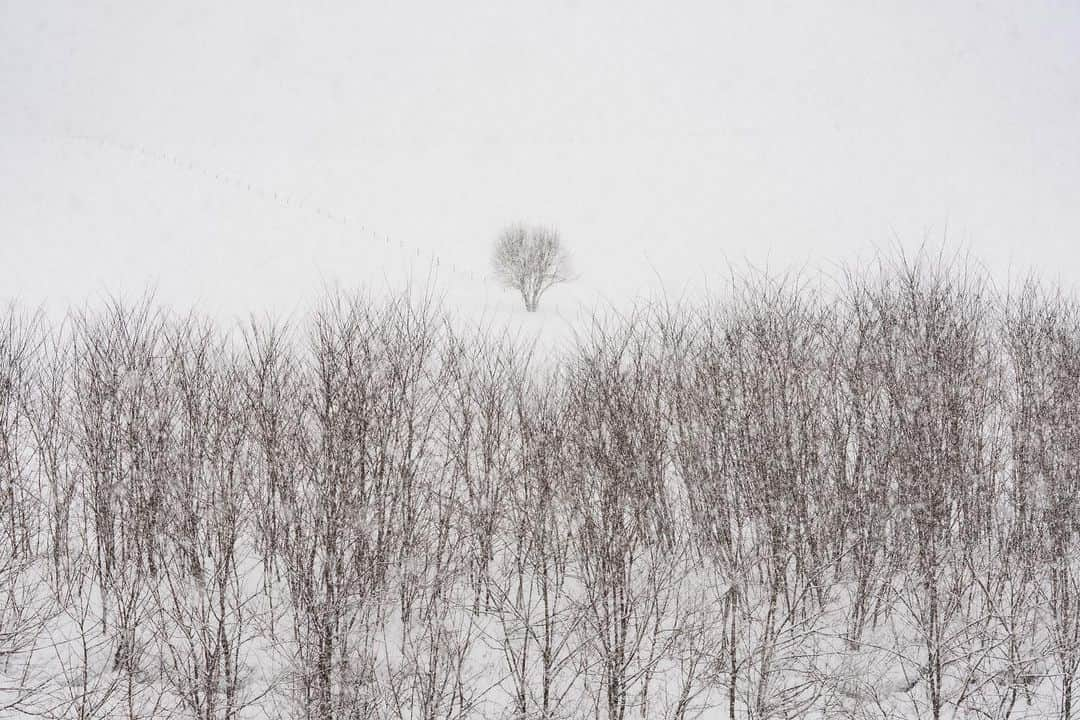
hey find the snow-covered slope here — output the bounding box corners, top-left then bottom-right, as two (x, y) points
(4, 0), (1080, 321)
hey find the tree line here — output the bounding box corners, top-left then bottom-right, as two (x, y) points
(1, 254), (1079, 719)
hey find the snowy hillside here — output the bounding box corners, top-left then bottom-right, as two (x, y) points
(3, 1), (1080, 718)
(4, 1), (1080, 318)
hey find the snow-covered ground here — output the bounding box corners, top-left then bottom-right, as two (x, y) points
(3, 2), (1080, 718)
(4, 1), (1080, 321)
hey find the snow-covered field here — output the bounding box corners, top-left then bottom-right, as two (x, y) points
(4, 1), (1080, 718)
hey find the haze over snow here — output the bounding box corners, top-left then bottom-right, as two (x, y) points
(2, 0), (1079, 321)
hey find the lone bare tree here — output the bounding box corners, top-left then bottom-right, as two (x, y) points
(492, 223), (572, 312)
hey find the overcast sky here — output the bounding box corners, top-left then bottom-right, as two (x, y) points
(2, 0), (1079, 318)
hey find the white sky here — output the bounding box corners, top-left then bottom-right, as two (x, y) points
(2, 0), (1079, 320)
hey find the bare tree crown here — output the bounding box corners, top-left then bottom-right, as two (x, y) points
(492, 223), (572, 312)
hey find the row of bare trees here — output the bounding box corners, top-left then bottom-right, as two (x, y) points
(2, 256), (1080, 719)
